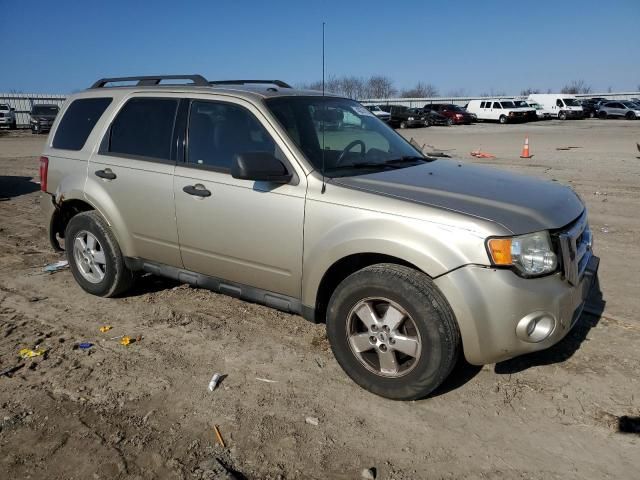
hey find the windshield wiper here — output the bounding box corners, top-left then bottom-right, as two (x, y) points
(383, 156), (432, 164)
(327, 162), (403, 171)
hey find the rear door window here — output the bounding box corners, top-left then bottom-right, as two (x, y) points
(106, 98), (178, 161)
(52, 98), (112, 150)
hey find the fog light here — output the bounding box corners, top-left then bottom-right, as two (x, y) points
(516, 312), (556, 343)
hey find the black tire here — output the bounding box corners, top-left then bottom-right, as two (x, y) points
(558, 111), (567, 120)
(599, 111), (607, 119)
(399, 121), (407, 129)
(589, 111), (595, 118)
(65, 211), (134, 297)
(10, 120), (16, 130)
(498, 115), (507, 124)
(446, 118), (453, 126)
(326, 263), (460, 400)
(626, 112), (636, 120)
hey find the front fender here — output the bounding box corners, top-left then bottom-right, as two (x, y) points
(301, 204), (487, 307)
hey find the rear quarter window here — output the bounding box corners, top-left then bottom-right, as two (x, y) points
(52, 98), (112, 151)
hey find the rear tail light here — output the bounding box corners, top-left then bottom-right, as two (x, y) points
(39, 156), (49, 192)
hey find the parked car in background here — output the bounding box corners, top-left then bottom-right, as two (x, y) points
(465, 99), (529, 124)
(365, 104), (391, 123)
(527, 94), (584, 120)
(598, 101), (640, 120)
(0, 104), (17, 129)
(30, 104), (60, 134)
(380, 105), (428, 128)
(526, 101), (551, 120)
(513, 100), (537, 121)
(580, 100), (598, 118)
(423, 108), (453, 126)
(424, 103), (475, 124)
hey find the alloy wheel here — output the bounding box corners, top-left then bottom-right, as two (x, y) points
(73, 230), (107, 283)
(346, 297), (422, 378)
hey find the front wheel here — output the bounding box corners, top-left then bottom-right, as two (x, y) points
(498, 115), (507, 124)
(446, 118), (453, 126)
(326, 264), (460, 400)
(558, 111), (567, 120)
(10, 120), (16, 130)
(399, 121), (408, 129)
(65, 211), (134, 297)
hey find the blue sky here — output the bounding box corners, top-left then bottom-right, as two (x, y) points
(2, 0), (639, 95)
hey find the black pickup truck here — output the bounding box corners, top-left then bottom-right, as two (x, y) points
(380, 105), (428, 128)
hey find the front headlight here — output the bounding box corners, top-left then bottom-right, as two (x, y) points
(486, 231), (558, 276)
(408, 117), (414, 121)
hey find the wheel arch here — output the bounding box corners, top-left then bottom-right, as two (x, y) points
(305, 252), (424, 324)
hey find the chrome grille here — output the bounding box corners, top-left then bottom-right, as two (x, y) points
(558, 211), (592, 286)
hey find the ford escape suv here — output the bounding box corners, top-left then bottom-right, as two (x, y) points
(40, 75), (599, 400)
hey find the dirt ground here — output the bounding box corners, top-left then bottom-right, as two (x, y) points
(0, 120), (639, 479)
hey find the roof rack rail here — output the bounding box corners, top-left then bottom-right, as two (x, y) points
(209, 80), (292, 89)
(90, 75), (209, 88)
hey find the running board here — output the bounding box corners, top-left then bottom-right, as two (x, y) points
(125, 257), (309, 318)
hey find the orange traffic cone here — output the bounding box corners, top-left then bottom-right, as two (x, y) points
(520, 136), (534, 158)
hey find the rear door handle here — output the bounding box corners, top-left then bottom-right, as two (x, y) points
(183, 184), (211, 197)
(95, 169), (116, 180)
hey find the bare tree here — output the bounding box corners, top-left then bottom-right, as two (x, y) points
(366, 75), (397, 99)
(339, 76), (367, 99)
(560, 80), (592, 94)
(400, 82), (438, 98)
(607, 86), (613, 93)
(520, 88), (540, 96)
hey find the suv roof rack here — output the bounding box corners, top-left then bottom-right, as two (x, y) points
(209, 80), (292, 89)
(90, 75), (209, 88)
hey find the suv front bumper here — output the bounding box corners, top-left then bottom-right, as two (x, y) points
(434, 255), (599, 365)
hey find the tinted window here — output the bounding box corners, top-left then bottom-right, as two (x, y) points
(108, 98), (178, 160)
(500, 101), (515, 108)
(480, 102), (485, 108)
(493, 102), (501, 109)
(32, 105), (59, 115)
(53, 98), (112, 151)
(556, 99), (564, 107)
(187, 101), (276, 170)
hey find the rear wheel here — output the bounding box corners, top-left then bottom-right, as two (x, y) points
(589, 111), (595, 118)
(10, 120), (16, 130)
(599, 111), (608, 119)
(326, 264), (460, 400)
(446, 118), (453, 126)
(626, 112), (636, 120)
(65, 211), (134, 297)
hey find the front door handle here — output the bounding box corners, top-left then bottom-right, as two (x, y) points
(183, 184), (211, 197)
(95, 169), (116, 180)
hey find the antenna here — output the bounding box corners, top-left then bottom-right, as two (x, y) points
(321, 21), (327, 194)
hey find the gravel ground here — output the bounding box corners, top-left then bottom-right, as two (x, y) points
(0, 121), (639, 479)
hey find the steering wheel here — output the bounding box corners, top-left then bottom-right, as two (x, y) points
(335, 140), (366, 166)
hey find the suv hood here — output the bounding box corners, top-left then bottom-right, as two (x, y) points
(333, 161), (584, 234)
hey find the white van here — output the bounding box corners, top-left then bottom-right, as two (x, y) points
(527, 94), (584, 120)
(466, 99), (529, 124)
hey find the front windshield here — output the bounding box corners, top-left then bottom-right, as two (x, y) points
(266, 96), (424, 177)
(500, 101), (516, 108)
(514, 101), (528, 107)
(447, 105), (464, 112)
(32, 105), (59, 115)
(562, 98), (580, 107)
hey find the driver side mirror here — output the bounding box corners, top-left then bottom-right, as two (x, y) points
(231, 152), (292, 184)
